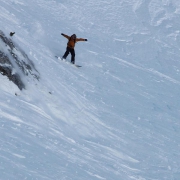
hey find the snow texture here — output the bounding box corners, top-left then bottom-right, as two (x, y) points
(0, 0), (180, 180)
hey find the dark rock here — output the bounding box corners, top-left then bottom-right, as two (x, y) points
(0, 30), (40, 90)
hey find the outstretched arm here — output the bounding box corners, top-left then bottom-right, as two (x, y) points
(61, 33), (70, 39)
(76, 38), (88, 42)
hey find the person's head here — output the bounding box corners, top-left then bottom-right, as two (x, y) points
(71, 34), (76, 39)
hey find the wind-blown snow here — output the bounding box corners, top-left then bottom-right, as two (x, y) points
(0, 0), (180, 179)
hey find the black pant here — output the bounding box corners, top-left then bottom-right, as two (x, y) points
(63, 47), (75, 64)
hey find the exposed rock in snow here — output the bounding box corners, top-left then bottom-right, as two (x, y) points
(0, 30), (40, 90)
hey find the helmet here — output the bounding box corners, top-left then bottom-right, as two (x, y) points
(71, 34), (76, 39)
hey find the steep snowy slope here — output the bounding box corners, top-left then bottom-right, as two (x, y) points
(0, 0), (180, 180)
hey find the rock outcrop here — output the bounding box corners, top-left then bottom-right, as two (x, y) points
(0, 30), (39, 90)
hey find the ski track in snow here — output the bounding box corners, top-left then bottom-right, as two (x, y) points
(0, 0), (180, 180)
(110, 55), (180, 85)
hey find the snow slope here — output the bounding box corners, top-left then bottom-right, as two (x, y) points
(0, 0), (180, 179)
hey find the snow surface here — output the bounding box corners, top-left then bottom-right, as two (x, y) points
(0, 0), (180, 179)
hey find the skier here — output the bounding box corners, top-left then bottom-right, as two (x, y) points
(61, 33), (87, 64)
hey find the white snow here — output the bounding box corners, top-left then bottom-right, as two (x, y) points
(0, 0), (180, 180)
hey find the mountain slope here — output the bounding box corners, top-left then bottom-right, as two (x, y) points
(0, 0), (180, 179)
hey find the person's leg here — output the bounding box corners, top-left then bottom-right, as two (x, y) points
(63, 47), (70, 59)
(70, 49), (75, 64)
